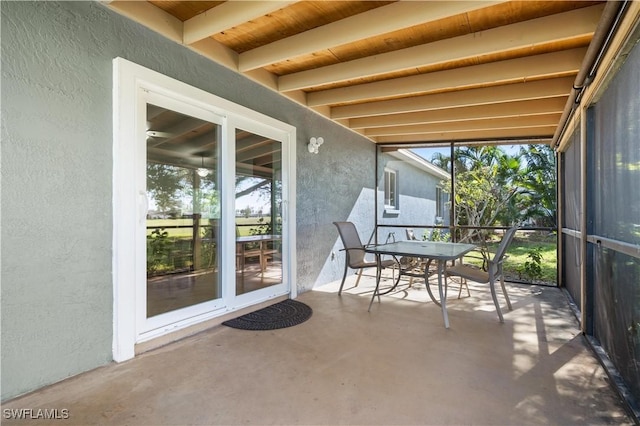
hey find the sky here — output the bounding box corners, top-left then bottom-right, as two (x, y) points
(411, 144), (524, 163)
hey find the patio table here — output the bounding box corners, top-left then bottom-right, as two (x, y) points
(365, 241), (476, 328)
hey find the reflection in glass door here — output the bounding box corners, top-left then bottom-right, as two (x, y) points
(234, 128), (283, 296)
(145, 103), (222, 318)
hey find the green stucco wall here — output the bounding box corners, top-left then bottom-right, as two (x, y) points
(1, 1), (375, 400)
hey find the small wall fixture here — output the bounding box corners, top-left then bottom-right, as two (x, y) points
(308, 137), (324, 154)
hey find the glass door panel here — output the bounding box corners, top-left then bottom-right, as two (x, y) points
(146, 103), (222, 318)
(234, 128), (283, 296)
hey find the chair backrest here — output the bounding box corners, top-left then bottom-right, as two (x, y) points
(333, 222), (366, 266)
(406, 228), (417, 240)
(492, 226), (518, 263)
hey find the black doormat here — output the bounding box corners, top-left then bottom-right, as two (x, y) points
(222, 299), (312, 330)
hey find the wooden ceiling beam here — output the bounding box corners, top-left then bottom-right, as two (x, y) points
(309, 48), (586, 107)
(279, 4), (603, 92)
(236, 162), (273, 175)
(183, 1), (298, 45)
(332, 77), (574, 119)
(109, 0), (183, 43)
(238, 1), (505, 72)
(236, 144), (280, 163)
(189, 38), (240, 71)
(364, 114), (562, 137)
(147, 117), (210, 147)
(375, 127), (557, 143)
(349, 98), (568, 129)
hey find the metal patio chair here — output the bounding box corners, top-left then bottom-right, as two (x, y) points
(401, 228), (435, 287)
(333, 221), (396, 295)
(445, 226), (518, 322)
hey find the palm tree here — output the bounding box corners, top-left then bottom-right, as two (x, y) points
(433, 145), (555, 233)
(518, 145), (556, 227)
(430, 152), (451, 171)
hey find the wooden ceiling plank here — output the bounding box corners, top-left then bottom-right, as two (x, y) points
(279, 4), (604, 92)
(332, 77), (574, 119)
(155, 117), (207, 139)
(364, 114), (562, 137)
(254, 156), (282, 168)
(376, 127), (557, 143)
(236, 162), (273, 175)
(184, 1), (298, 45)
(156, 133), (218, 157)
(108, 0), (183, 43)
(350, 97), (568, 129)
(238, 1), (506, 72)
(236, 144), (280, 163)
(309, 48), (586, 107)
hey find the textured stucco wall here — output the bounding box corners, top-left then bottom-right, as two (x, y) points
(1, 1), (375, 400)
(376, 153), (448, 242)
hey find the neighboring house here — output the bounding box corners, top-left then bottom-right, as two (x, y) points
(377, 149), (450, 243)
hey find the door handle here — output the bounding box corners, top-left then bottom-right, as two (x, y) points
(139, 190), (148, 224)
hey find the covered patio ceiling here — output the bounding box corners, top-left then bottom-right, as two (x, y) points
(107, 0), (618, 147)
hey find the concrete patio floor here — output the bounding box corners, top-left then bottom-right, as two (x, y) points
(2, 273), (634, 425)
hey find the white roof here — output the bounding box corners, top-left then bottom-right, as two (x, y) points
(388, 149), (450, 180)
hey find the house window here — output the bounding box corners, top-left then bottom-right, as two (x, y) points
(384, 168), (398, 211)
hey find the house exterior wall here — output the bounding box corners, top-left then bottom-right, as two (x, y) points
(376, 152), (450, 243)
(1, 1), (374, 400)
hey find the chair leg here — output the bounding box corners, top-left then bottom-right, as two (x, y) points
(445, 274), (470, 299)
(489, 279), (505, 323)
(338, 262), (349, 295)
(354, 268), (364, 288)
(457, 277), (470, 299)
(500, 276), (512, 310)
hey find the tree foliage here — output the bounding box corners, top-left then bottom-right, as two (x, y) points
(147, 163), (221, 217)
(437, 144), (556, 259)
(517, 145), (557, 227)
(147, 163), (188, 214)
(147, 163), (278, 219)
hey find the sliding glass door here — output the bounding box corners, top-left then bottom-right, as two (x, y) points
(234, 128), (283, 300)
(142, 95), (225, 334)
(113, 58), (296, 357)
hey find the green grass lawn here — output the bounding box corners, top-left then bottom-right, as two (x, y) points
(147, 217), (271, 238)
(235, 217), (272, 236)
(146, 217), (271, 275)
(463, 231), (557, 284)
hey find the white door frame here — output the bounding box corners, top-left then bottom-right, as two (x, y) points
(112, 58), (296, 362)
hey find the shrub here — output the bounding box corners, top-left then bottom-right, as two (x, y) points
(518, 246), (543, 281)
(147, 228), (171, 275)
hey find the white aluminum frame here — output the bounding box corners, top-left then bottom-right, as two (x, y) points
(112, 58), (296, 361)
